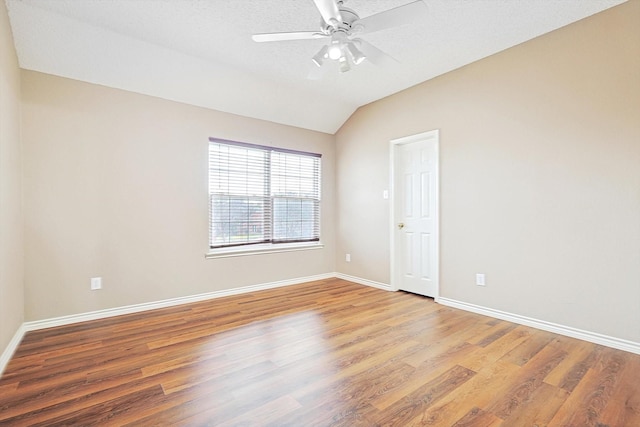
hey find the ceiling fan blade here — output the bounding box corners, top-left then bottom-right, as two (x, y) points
(252, 31), (327, 42)
(356, 39), (398, 67)
(312, 0), (342, 27)
(356, 0), (427, 35)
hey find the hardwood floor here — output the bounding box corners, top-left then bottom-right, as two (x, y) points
(1, 278), (639, 426)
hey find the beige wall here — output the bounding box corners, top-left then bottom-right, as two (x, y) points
(8, 0), (640, 349)
(0, 1), (24, 354)
(21, 72), (336, 321)
(336, 2), (640, 342)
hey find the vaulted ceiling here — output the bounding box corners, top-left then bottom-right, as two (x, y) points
(5, 0), (626, 134)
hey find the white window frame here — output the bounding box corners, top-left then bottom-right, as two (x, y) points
(206, 138), (323, 258)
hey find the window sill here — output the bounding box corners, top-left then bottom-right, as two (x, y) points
(205, 242), (324, 259)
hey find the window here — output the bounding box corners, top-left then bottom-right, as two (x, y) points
(208, 138), (321, 251)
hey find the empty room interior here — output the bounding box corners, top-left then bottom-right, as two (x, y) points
(1, 0), (639, 425)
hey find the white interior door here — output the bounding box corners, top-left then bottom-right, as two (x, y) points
(391, 130), (439, 297)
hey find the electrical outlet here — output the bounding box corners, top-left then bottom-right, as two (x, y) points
(345, 254), (351, 262)
(476, 273), (485, 286)
(91, 277), (102, 290)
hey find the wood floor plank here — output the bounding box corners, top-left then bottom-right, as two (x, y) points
(288, 338), (422, 411)
(28, 385), (167, 427)
(499, 328), (557, 366)
(544, 337), (599, 389)
(485, 342), (568, 420)
(547, 347), (629, 426)
(401, 330), (479, 369)
(0, 381), (18, 395)
(458, 325), (532, 372)
(1, 279), (639, 426)
(120, 371), (238, 426)
(0, 372), (176, 425)
(500, 382), (570, 427)
(590, 351), (640, 426)
(218, 395), (303, 427)
(554, 345), (603, 393)
(161, 359), (278, 395)
(8, 343), (149, 392)
(368, 341), (477, 411)
(414, 360), (521, 426)
(451, 407), (503, 427)
(376, 364), (476, 426)
(469, 321), (518, 347)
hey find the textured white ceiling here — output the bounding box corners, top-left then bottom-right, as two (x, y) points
(5, 0), (627, 134)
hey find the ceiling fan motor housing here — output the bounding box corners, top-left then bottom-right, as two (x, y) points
(322, 6), (360, 35)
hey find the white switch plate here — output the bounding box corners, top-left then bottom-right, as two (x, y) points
(345, 254), (351, 262)
(91, 277), (102, 290)
(476, 273), (485, 286)
(382, 190), (389, 199)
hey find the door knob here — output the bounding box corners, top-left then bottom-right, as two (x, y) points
(398, 223), (405, 229)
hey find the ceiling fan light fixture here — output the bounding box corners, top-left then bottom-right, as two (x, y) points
(312, 45), (329, 67)
(346, 42), (366, 65)
(338, 55), (350, 73)
(328, 43), (343, 60)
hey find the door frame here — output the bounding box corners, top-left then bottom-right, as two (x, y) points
(389, 129), (440, 299)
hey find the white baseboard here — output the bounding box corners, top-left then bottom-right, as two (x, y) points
(0, 324), (27, 378)
(437, 297), (640, 355)
(5, 274), (637, 377)
(334, 273), (392, 291)
(1, 273), (338, 376)
(23, 273), (336, 332)
(3, 271), (388, 376)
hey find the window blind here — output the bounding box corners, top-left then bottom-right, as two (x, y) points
(208, 138), (321, 249)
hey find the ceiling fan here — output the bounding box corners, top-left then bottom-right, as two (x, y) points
(252, 0), (428, 74)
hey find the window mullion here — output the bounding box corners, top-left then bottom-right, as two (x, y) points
(265, 150), (273, 243)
